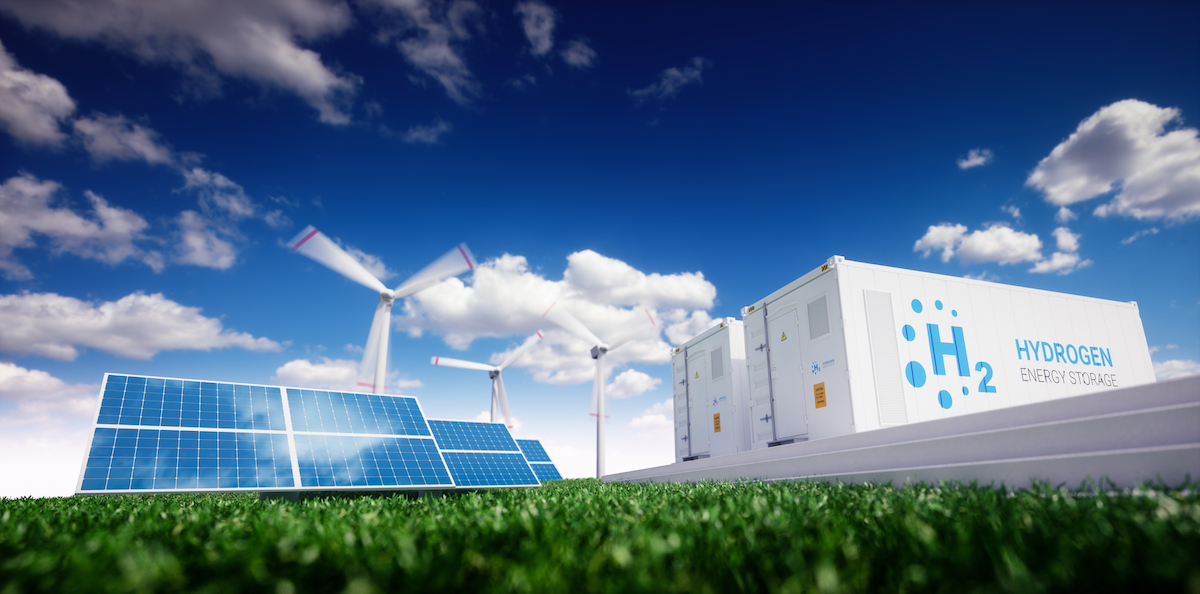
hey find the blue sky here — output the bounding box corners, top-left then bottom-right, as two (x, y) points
(1, 1), (1198, 495)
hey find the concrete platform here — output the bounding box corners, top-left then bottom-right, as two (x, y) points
(603, 375), (1200, 490)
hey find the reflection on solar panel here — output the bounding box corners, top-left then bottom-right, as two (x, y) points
(287, 389), (430, 436)
(77, 374), (549, 494)
(515, 439), (551, 462)
(428, 420), (519, 452)
(442, 452), (540, 487)
(294, 435), (451, 488)
(529, 463), (563, 482)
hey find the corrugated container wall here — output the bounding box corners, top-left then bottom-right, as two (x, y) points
(672, 319), (751, 462)
(740, 256), (1155, 449)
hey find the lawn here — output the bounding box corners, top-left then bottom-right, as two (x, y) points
(2, 479), (1197, 593)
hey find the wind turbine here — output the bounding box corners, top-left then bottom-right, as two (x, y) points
(288, 225), (476, 394)
(542, 303), (657, 478)
(430, 331), (544, 428)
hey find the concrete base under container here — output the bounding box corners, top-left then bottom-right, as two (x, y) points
(604, 376), (1200, 490)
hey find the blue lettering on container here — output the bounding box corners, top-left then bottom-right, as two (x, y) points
(927, 324), (970, 377)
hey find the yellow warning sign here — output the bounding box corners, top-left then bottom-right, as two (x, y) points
(814, 382), (826, 408)
(695, 372), (699, 379)
(713, 413), (721, 433)
(781, 332), (787, 341)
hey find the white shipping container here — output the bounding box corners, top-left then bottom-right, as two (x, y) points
(740, 256), (1156, 449)
(672, 319), (751, 462)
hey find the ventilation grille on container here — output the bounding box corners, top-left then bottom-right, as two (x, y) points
(864, 290), (909, 425)
(808, 295), (830, 340)
(711, 347), (723, 379)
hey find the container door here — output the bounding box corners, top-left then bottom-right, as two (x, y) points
(768, 306), (809, 439)
(744, 310), (776, 447)
(686, 350), (711, 454)
(672, 351), (690, 461)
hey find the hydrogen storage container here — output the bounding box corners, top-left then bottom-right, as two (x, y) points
(740, 256), (1155, 449)
(672, 318), (751, 462)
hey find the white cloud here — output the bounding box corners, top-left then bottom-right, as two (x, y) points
(1027, 99), (1200, 222)
(0, 0), (358, 124)
(1052, 226), (1080, 253)
(403, 118), (452, 144)
(1054, 206), (1078, 224)
(0, 362), (97, 426)
(914, 223), (1042, 265)
(957, 148), (993, 170)
(607, 369), (661, 400)
(514, 1), (555, 56)
(1028, 251), (1092, 275)
(628, 57), (711, 103)
(663, 309), (718, 346)
(0, 291), (282, 360)
(1002, 205), (1020, 219)
(396, 251), (712, 386)
(174, 210), (237, 269)
(0, 37), (75, 147)
(629, 397), (673, 431)
(561, 39), (596, 69)
(72, 113), (174, 165)
(1153, 359), (1200, 381)
(173, 167), (287, 268)
(962, 270), (1001, 282)
(0, 364), (96, 498)
(1121, 227), (1159, 245)
(273, 357), (423, 393)
(563, 250), (715, 309)
(1148, 344), (1177, 355)
(1028, 227), (1091, 275)
(0, 173), (163, 280)
(370, 0), (483, 105)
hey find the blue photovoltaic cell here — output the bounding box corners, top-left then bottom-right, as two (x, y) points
(529, 463), (563, 482)
(97, 375), (286, 431)
(79, 427), (294, 491)
(441, 452), (540, 487)
(286, 389), (430, 436)
(515, 439), (552, 462)
(428, 420), (519, 452)
(294, 435), (451, 488)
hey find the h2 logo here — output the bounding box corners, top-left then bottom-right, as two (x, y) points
(900, 298), (997, 409)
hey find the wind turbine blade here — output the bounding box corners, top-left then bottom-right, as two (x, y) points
(496, 374), (514, 428)
(542, 302), (603, 346)
(393, 243), (476, 298)
(289, 226), (388, 294)
(429, 356), (495, 372)
(608, 308), (659, 352)
(357, 297), (391, 391)
(498, 331), (543, 370)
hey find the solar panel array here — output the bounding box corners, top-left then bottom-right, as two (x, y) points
(78, 374), (562, 494)
(516, 439), (563, 482)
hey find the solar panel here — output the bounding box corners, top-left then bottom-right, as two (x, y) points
(428, 420), (520, 452)
(286, 389), (430, 436)
(529, 463), (563, 482)
(294, 434), (451, 487)
(98, 375), (286, 431)
(78, 374), (552, 495)
(515, 439), (552, 462)
(441, 452), (540, 487)
(81, 428), (293, 492)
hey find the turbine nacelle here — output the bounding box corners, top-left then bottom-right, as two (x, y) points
(379, 289), (395, 303)
(590, 345), (608, 360)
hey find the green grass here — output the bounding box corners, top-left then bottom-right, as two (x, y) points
(2, 479), (1198, 593)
